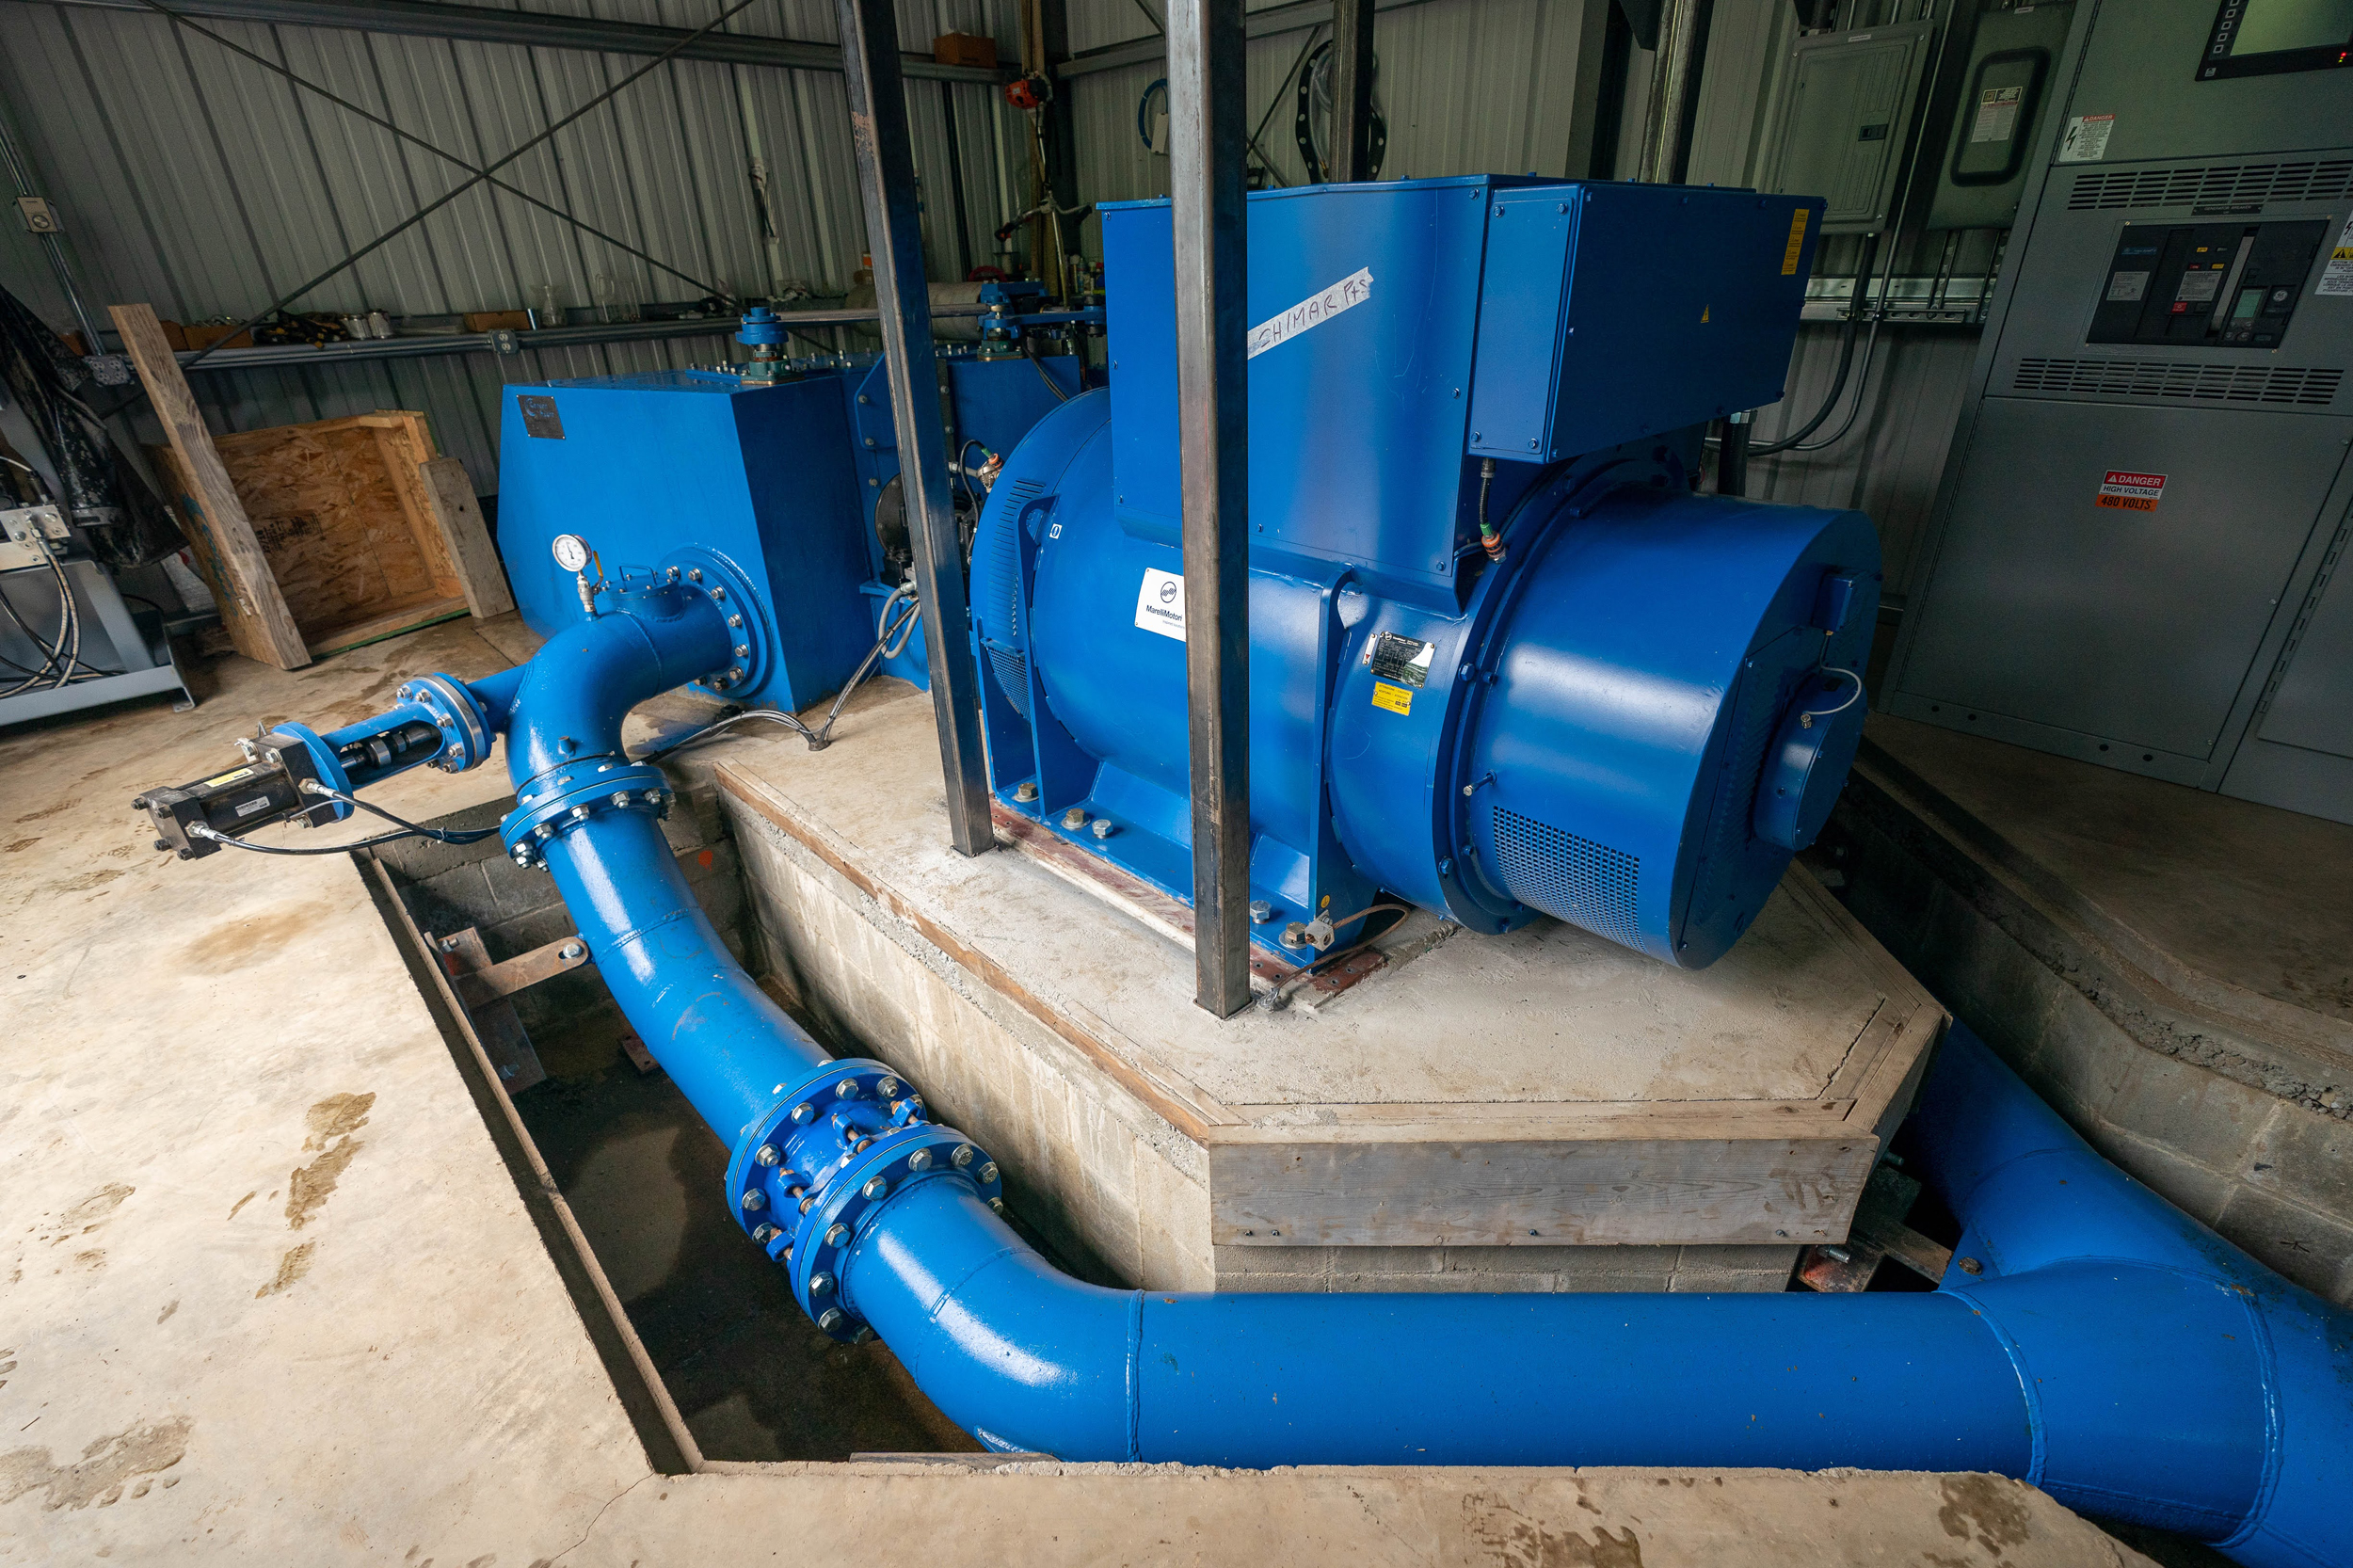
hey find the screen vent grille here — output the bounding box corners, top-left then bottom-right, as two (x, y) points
(2065, 161), (2353, 211)
(2012, 359), (2344, 408)
(1491, 808), (1642, 952)
(978, 479), (1045, 718)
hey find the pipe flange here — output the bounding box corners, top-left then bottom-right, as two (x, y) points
(396, 673), (495, 773)
(656, 546), (773, 699)
(723, 1058), (1002, 1342)
(244, 722), (354, 826)
(498, 760), (673, 866)
(788, 1127), (1002, 1341)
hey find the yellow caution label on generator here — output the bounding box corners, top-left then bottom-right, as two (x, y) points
(1782, 209), (1810, 275)
(1371, 680), (1413, 715)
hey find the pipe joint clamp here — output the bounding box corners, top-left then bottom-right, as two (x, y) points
(395, 673), (496, 774)
(499, 760), (674, 867)
(725, 1059), (1004, 1341)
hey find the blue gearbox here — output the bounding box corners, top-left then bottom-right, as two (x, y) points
(969, 176), (1878, 969)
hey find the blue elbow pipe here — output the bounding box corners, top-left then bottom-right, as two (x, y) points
(357, 589), (2346, 1568)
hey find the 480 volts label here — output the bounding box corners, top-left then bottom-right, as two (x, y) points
(2096, 471), (2167, 511)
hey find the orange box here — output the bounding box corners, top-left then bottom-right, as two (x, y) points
(933, 31), (998, 69)
(463, 310), (533, 332)
(184, 322), (253, 351)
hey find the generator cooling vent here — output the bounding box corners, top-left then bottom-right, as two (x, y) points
(2012, 359), (2344, 408)
(1491, 808), (1642, 952)
(979, 479), (1046, 718)
(2065, 160), (2353, 211)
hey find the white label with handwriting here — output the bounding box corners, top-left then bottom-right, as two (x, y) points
(1247, 267), (1374, 359)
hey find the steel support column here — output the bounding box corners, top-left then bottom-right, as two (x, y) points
(1327, 0), (1374, 183)
(836, 0), (995, 859)
(1635, 0), (1713, 185)
(1167, 0), (1251, 1017)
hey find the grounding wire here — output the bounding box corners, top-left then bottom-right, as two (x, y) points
(297, 779), (501, 842)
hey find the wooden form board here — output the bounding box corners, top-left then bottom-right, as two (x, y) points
(149, 408), (509, 657)
(111, 303), (310, 669)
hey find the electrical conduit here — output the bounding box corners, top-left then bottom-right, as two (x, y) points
(401, 583), (2345, 1568)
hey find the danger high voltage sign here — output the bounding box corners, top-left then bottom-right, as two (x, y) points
(2096, 471), (2168, 511)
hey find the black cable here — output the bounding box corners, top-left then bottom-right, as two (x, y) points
(302, 781), (500, 843)
(636, 589), (920, 761)
(1751, 232), (1881, 457)
(190, 823), (433, 856)
(1026, 340), (1071, 402)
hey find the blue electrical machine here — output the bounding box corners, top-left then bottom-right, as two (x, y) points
(494, 334), (1085, 707)
(971, 176), (1876, 969)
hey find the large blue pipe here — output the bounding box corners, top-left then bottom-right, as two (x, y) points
(388, 586), (2346, 1568)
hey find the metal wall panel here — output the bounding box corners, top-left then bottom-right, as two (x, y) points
(0, 0), (1023, 498)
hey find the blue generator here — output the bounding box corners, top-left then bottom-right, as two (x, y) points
(495, 347), (1080, 707)
(970, 177), (1878, 969)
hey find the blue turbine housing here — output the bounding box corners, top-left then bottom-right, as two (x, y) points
(970, 176), (1877, 968)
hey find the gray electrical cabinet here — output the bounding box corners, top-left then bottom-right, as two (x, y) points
(1763, 20), (1941, 233)
(1886, 0), (2353, 824)
(1924, 0), (2076, 231)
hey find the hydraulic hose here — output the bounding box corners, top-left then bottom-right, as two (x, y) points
(1751, 232), (1881, 457)
(352, 588), (2345, 1567)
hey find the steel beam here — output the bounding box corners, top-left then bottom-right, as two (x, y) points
(28, 0), (1006, 82)
(1167, 0), (1251, 1018)
(1327, 0), (1374, 183)
(836, 0), (995, 860)
(1058, 0), (1437, 79)
(1635, 0), (1714, 185)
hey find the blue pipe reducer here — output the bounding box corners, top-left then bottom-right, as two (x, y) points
(184, 175), (2350, 1568)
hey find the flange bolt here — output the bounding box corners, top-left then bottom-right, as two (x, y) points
(906, 1149), (932, 1172)
(741, 1190), (766, 1212)
(809, 1272), (834, 1296)
(751, 1224), (774, 1242)
(755, 1144), (781, 1167)
(987, 1196), (1006, 1213)
(825, 1224), (851, 1246)
(836, 1078), (861, 1099)
(1061, 807), (1088, 829)
(791, 1102), (816, 1125)
(952, 1144), (975, 1168)
(977, 1161), (1000, 1184)
(862, 1176), (890, 1200)
(1248, 900), (1273, 923)
(818, 1307), (844, 1331)
(877, 1078), (901, 1098)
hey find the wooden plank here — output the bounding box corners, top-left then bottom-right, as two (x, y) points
(1209, 1133), (1881, 1247)
(369, 416), (464, 594)
(306, 594), (471, 657)
(432, 926), (548, 1093)
(112, 302), (311, 669)
(418, 456), (516, 618)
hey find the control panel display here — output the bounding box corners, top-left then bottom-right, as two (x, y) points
(2199, 0), (2353, 80)
(2089, 220), (2329, 347)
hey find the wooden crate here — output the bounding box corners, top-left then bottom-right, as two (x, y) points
(152, 412), (511, 658)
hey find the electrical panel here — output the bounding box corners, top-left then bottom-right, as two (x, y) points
(1925, 1), (2075, 230)
(1764, 21), (1939, 233)
(1886, 0), (2353, 826)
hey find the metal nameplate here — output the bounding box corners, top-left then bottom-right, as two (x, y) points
(1369, 632), (1435, 687)
(517, 394), (565, 440)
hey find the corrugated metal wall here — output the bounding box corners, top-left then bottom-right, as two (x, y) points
(0, 0), (1027, 496)
(1, 0), (1977, 591)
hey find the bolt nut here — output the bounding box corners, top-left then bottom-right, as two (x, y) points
(642, 789), (664, 805)
(1061, 807), (1088, 829)
(818, 1307), (844, 1331)
(754, 1144), (781, 1167)
(862, 1176), (889, 1200)
(687, 568), (703, 582)
(836, 1079), (860, 1099)
(534, 824), (555, 841)
(611, 792), (632, 808)
(751, 1224), (775, 1242)
(558, 941), (585, 962)
(733, 644), (750, 659)
(1248, 900), (1273, 923)
(952, 1144), (975, 1168)
(987, 1196), (1005, 1213)
(877, 1078), (901, 1098)
(1090, 818), (1115, 840)
(1013, 780), (1039, 802)
(569, 804), (592, 822)
(790, 1102), (816, 1125)
(907, 1149), (932, 1172)
(825, 1224), (851, 1246)
(809, 1272), (834, 1295)
(977, 1161), (1000, 1184)
(728, 614), (744, 629)
(740, 1190), (766, 1212)
(1958, 1256), (1984, 1275)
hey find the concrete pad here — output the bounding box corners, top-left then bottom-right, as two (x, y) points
(717, 685), (1944, 1292)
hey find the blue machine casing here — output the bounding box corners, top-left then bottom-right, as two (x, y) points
(973, 178), (1870, 969)
(497, 352), (1081, 707)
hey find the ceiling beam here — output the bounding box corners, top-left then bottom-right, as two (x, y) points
(1057, 0), (1440, 80)
(21, 0), (1008, 83)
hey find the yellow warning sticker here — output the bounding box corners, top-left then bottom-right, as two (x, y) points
(1371, 680), (1413, 715)
(1781, 208), (1810, 276)
(200, 766), (257, 789)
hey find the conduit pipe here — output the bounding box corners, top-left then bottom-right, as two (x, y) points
(381, 583), (2346, 1568)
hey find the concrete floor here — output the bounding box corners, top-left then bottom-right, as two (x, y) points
(0, 622), (2155, 1564)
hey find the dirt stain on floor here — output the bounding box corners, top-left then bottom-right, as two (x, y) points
(0, 1416), (191, 1510)
(174, 904), (337, 975)
(10, 802), (68, 824)
(1937, 1474), (2033, 1556)
(256, 1240), (317, 1298)
(1461, 1494), (1643, 1567)
(264, 1093), (373, 1295)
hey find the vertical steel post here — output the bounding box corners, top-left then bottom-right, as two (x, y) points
(836, 0), (995, 857)
(1328, 0), (1375, 184)
(1635, 0), (1714, 185)
(1167, 0), (1252, 1018)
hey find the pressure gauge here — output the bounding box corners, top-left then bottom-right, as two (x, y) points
(551, 534), (591, 573)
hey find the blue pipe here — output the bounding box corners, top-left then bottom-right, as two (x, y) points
(368, 591), (2346, 1568)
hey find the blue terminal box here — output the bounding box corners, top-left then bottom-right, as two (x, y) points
(496, 350), (1078, 711)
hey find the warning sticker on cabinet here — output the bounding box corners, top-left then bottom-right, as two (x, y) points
(1781, 208), (1809, 275)
(1134, 567), (1186, 641)
(2318, 214), (2353, 297)
(1371, 681), (1413, 715)
(2096, 471), (2167, 511)
(2057, 113), (2115, 164)
(1968, 85), (2024, 144)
